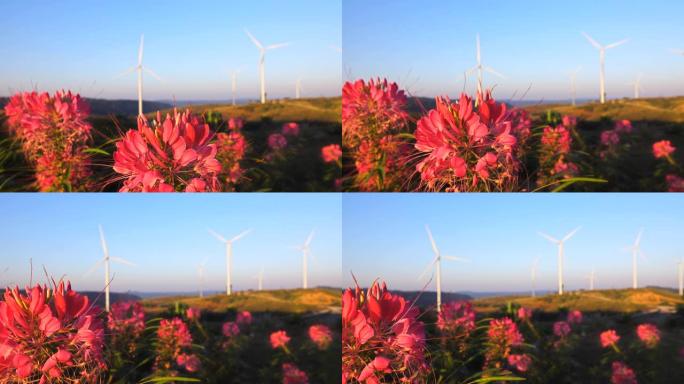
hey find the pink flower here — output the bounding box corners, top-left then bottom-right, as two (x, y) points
(228, 117), (244, 131)
(553, 321), (571, 338)
(186, 307), (200, 321)
(437, 301), (476, 335)
(282, 122), (300, 136)
(268, 133), (288, 150)
(107, 301), (145, 355)
(236, 311), (253, 326)
(308, 324), (333, 350)
(222, 321), (240, 338)
(176, 353), (201, 373)
(282, 362), (309, 384)
(507, 353), (532, 372)
(321, 144), (342, 163)
(216, 131), (247, 187)
(517, 307), (532, 321)
(155, 317), (193, 373)
(358, 356), (391, 382)
(541, 125), (571, 154)
(600, 329), (620, 348)
(484, 317), (524, 370)
(653, 140), (675, 159)
(414, 92), (521, 191)
(636, 323), (660, 348)
(270, 330), (291, 350)
(601, 130), (620, 146)
(611, 361), (637, 384)
(567, 310), (582, 325)
(562, 115), (577, 128)
(113, 109), (222, 192)
(615, 119), (633, 134)
(667, 174), (684, 192)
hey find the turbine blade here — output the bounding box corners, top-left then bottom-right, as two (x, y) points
(425, 225), (439, 256)
(83, 258), (105, 277)
(562, 226), (581, 242)
(266, 42), (290, 50)
(417, 257), (438, 281)
(110, 257), (135, 266)
(605, 39), (629, 49)
(476, 34), (481, 63)
(98, 225), (109, 255)
(581, 32), (602, 49)
(442, 255), (469, 262)
(484, 66), (505, 78)
(230, 229), (252, 243)
(244, 29), (264, 50)
(143, 67), (162, 82)
(304, 230), (315, 247)
(634, 228), (643, 247)
(538, 232), (560, 244)
(208, 228), (227, 243)
(114, 67), (136, 79)
(138, 34), (144, 65)
(465, 66), (478, 76)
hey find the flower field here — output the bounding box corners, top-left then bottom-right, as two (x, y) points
(0, 279), (341, 383)
(0, 94), (341, 192)
(342, 281), (684, 384)
(341, 79), (684, 192)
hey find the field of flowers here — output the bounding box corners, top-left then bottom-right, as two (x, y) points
(341, 78), (684, 192)
(0, 91), (341, 192)
(342, 281), (684, 384)
(0, 279), (340, 383)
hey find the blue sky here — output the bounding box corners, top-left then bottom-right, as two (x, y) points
(343, 0), (684, 100)
(0, 0), (341, 100)
(0, 194), (341, 292)
(342, 194), (684, 293)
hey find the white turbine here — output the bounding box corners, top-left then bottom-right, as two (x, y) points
(581, 32), (628, 104)
(570, 66), (582, 106)
(118, 35), (162, 116)
(230, 69), (241, 106)
(624, 228), (646, 289)
(295, 230), (315, 289)
(587, 267), (596, 291)
(295, 78), (302, 99)
(197, 258), (208, 298)
(677, 258), (683, 296)
(245, 29), (290, 104)
(531, 257), (540, 297)
(627, 73), (643, 99)
(85, 225), (135, 312)
(208, 228), (251, 296)
(418, 225), (468, 312)
(255, 266), (264, 291)
(538, 227), (581, 295)
(466, 34), (504, 95)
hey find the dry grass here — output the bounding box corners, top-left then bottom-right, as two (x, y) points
(524, 96), (684, 122)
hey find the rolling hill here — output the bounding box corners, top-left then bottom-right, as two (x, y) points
(523, 96), (684, 122)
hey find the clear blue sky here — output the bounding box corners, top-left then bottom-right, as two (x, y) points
(0, 0), (341, 100)
(342, 194), (684, 293)
(343, 0), (684, 100)
(0, 194), (341, 293)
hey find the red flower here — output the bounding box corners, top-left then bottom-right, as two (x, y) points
(600, 329), (620, 348)
(653, 140), (675, 159)
(636, 323), (660, 348)
(107, 301), (145, 355)
(567, 310), (583, 325)
(270, 330), (291, 350)
(282, 362), (309, 384)
(282, 122), (300, 136)
(186, 307), (200, 321)
(216, 129), (247, 187)
(308, 324), (333, 350)
(541, 125), (571, 154)
(507, 353), (532, 372)
(222, 321), (240, 338)
(236, 311), (253, 326)
(268, 133), (288, 150)
(154, 317), (193, 374)
(228, 117), (244, 131)
(611, 361), (637, 384)
(176, 353), (201, 373)
(113, 109), (221, 192)
(666, 174), (684, 192)
(601, 130), (620, 147)
(437, 301), (476, 335)
(484, 317), (524, 370)
(562, 115), (577, 128)
(517, 307), (532, 321)
(321, 144), (342, 163)
(615, 119), (633, 134)
(553, 321), (571, 338)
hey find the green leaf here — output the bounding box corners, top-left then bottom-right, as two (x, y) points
(83, 148), (110, 156)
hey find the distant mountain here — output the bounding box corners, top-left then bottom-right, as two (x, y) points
(378, 290), (472, 309)
(0, 97), (172, 117)
(72, 292), (141, 308)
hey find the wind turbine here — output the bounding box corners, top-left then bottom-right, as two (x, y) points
(677, 258), (683, 296)
(570, 66), (582, 106)
(587, 267), (596, 291)
(295, 78), (302, 99)
(197, 258), (208, 298)
(624, 229), (645, 289)
(627, 73), (643, 99)
(538, 227), (581, 295)
(581, 32), (628, 104)
(531, 257), (540, 297)
(85, 225), (135, 312)
(118, 35), (162, 117)
(255, 266), (264, 291)
(466, 34), (504, 96)
(295, 230), (315, 289)
(208, 228), (252, 296)
(419, 225), (468, 312)
(230, 69), (241, 106)
(245, 29), (290, 104)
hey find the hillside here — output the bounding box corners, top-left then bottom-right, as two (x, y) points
(0, 97), (172, 116)
(523, 96), (684, 122)
(473, 287), (684, 313)
(142, 287), (341, 315)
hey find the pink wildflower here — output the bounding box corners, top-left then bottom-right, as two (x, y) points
(562, 115), (577, 128)
(268, 133), (288, 150)
(282, 362), (309, 384)
(236, 311), (253, 326)
(186, 307), (200, 321)
(308, 324), (333, 350)
(222, 321), (240, 338)
(154, 317), (193, 373)
(228, 117), (244, 131)
(216, 129), (247, 187)
(600, 329), (620, 348)
(652, 140), (675, 159)
(615, 119), (633, 134)
(636, 323), (660, 348)
(507, 353), (532, 372)
(270, 330), (291, 350)
(437, 301), (476, 335)
(517, 307), (532, 321)
(176, 353), (201, 373)
(553, 321), (571, 338)
(611, 361), (637, 384)
(282, 122), (300, 136)
(321, 144), (342, 163)
(567, 310), (583, 325)
(666, 174), (684, 192)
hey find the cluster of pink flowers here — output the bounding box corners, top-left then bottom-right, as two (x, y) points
(282, 122), (300, 136)
(517, 307), (532, 321)
(0, 280), (105, 383)
(108, 301), (145, 354)
(154, 317), (198, 374)
(414, 91), (522, 192)
(342, 79), (410, 191)
(437, 300), (476, 335)
(221, 311), (253, 349)
(600, 329), (620, 349)
(216, 117), (247, 188)
(342, 281), (427, 383)
(651, 140), (683, 191)
(268, 133), (288, 150)
(222, 321), (240, 338)
(567, 309), (583, 325)
(611, 361), (637, 384)
(599, 119), (632, 159)
(665, 174), (684, 192)
(282, 362), (309, 384)
(652, 140), (674, 159)
(484, 317), (527, 372)
(113, 109), (222, 192)
(552, 310), (583, 348)
(3, 90), (92, 191)
(186, 307), (201, 321)
(538, 124), (577, 185)
(236, 310), (253, 326)
(321, 144), (342, 163)
(308, 324), (333, 350)
(635, 323), (660, 348)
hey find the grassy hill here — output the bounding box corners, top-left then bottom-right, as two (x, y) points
(142, 287), (341, 315)
(473, 287), (684, 314)
(523, 96), (684, 122)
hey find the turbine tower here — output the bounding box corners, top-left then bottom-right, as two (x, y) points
(538, 227), (581, 295)
(624, 228), (645, 289)
(295, 230), (315, 289)
(256, 266), (264, 291)
(208, 228), (251, 295)
(466, 34), (504, 95)
(587, 267), (596, 291)
(581, 32), (628, 104)
(245, 29), (290, 104)
(119, 35), (162, 116)
(295, 78), (302, 99)
(677, 258), (683, 296)
(570, 66), (582, 106)
(627, 73), (643, 99)
(231, 69), (241, 106)
(419, 225), (468, 312)
(197, 258), (208, 298)
(531, 257), (539, 297)
(85, 225), (135, 312)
